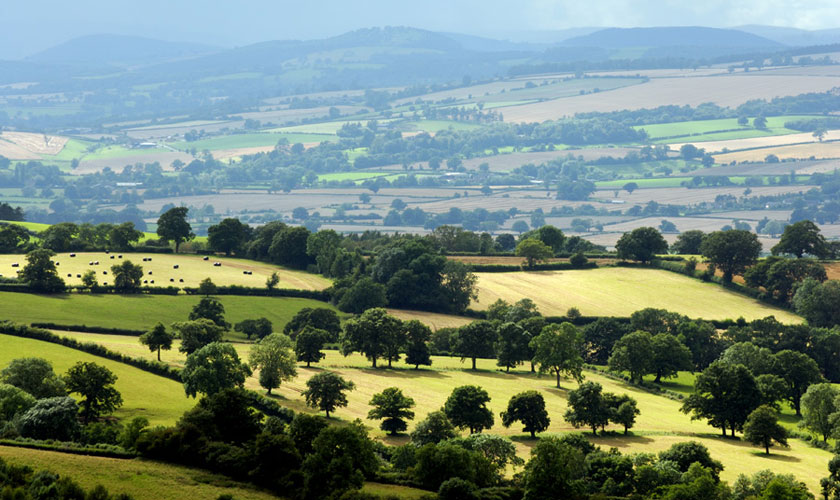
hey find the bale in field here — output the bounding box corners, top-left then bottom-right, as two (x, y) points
(69, 253), (76, 257)
(173, 265), (179, 269)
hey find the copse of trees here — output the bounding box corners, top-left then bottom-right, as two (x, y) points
(615, 227), (668, 264)
(700, 229), (762, 282)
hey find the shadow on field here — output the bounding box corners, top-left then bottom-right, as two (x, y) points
(356, 368), (447, 379)
(590, 434), (656, 449)
(748, 451), (802, 463)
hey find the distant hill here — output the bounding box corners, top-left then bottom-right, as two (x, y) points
(735, 25), (840, 47)
(562, 26), (783, 49)
(26, 34), (219, 67)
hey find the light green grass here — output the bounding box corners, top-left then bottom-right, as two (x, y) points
(596, 177), (689, 188)
(473, 268), (802, 322)
(0, 446), (281, 500)
(317, 172), (389, 182)
(640, 115), (814, 142)
(0, 252), (331, 289)
(0, 292), (336, 333)
(168, 133), (337, 152)
(0, 334), (192, 425)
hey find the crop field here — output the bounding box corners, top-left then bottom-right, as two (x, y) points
(638, 115), (810, 141)
(0, 292), (336, 332)
(610, 185), (813, 205)
(669, 129), (840, 153)
(0, 334), (192, 424)
(0, 252), (331, 289)
(471, 267), (802, 322)
(714, 140), (840, 162)
(501, 73), (840, 122)
(0, 446), (281, 500)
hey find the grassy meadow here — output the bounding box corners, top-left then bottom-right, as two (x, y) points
(0, 334), (192, 425)
(0, 252), (332, 289)
(472, 267), (802, 322)
(0, 292), (337, 333)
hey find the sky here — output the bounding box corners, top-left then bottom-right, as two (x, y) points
(2, 0), (840, 59)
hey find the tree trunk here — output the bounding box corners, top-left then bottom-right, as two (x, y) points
(372, 357), (377, 368)
(592, 427), (597, 436)
(654, 371), (661, 384)
(506, 366), (510, 373)
(794, 399), (801, 416)
(530, 361), (535, 373)
(731, 427), (735, 437)
(415, 364), (419, 370)
(307, 361), (311, 367)
(157, 347), (161, 361)
(624, 426), (628, 435)
(556, 370), (561, 388)
(472, 357), (476, 370)
(721, 425), (727, 437)
(388, 358), (392, 368)
(530, 430), (536, 438)
(765, 444), (769, 455)
(325, 409), (330, 418)
(268, 387), (272, 395)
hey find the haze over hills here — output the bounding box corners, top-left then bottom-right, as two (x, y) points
(561, 26), (782, 49)
(735, 25), (840, 47)
(26, 34), (219, 67)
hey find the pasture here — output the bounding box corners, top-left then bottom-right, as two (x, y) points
(714, 140), (840, 163)
(637, 115), (809, 140)
(471, 267), (802, 322)
(0, 252), (331, 289)
(0, 292), (337, 333)
(0, 446), (282, 500)
(0, 334), (192, 425)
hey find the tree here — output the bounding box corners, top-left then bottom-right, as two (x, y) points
(266, 271), (280, 290)
(582, 317), (630, 365)
(269, 226), (312, 269)
(173, 318), (225, 354)
(623, 182), (638, 194)
(744, 405), (788, 454)
(341, 308), (405, 368)
(139, 322), (173, 361)
(181, 342), (251, 397)
(157, 206), (194, 252)
(234, 317), (273, 340)
(453, 320), (497, 370)
(18, 249), (64, 292)
(658, 441), (723, 478)
(336, 277), (387, 313)
(500, 390), (549, 438)
(512, 220), (529, 234)
(0, 383), (36, 421)
(444, 385), (494, 434)
(411, 410), (457, 445)
(248, 333), (297, 395)
(283, 307), (341, 341)
(107, 222), (143, 251)
(608, 331), (654, 384)
(564, 381), (610, 435)
(537, 225), (565, 252)
(772, 220), (829, 258)
(774, 350), (823, 416)
(701, 230), (762, 282)
(189, 296), (228, 328)
(64, 362), (123, 423)
(18, 397), (81, 441)
(208, 218), (250, 256)
(0, 357), (65, 398)
(295, 326), (327, 367)
(522, 437), (585, 500)
(754, 116), (768, 129)
(495, 322), (529, 372)
(615, 227), (668, 264)
(651, 333), (693, 383)
(800, 383), (840, 441)
(515, 238), (553, 267)
(793, 279), (840, 327)
(681, 361), (762, 436)
(0, 223), (30, 253)
(529, 322), (584, 388)
(302, 371), (355, 418)
(81, 269), (98, 289)
(111, 260), (143, 291)
(404, 320), (432, 369)
(301, 422), (378, 499)
(40, 223), (78, 252)
(671, 230), (706, 255)
(197, 277), (217, 296)
(368, 387), (416, 435)
(611, 398), (639, 434)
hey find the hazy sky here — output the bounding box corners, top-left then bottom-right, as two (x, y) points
(2, 0), (839, 59)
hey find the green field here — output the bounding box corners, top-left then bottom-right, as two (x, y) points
(0, 252), (331, 289)
(596, 177), (689, 188)
(0, 334), (192, 425)
(638, 115), (814, 142)
(168, 133), (335, 152)
(473, 268), (802, 322)
(0, 446), (281, 500)
(0, 292), (337, 333)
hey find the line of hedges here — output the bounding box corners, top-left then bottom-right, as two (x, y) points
(181, 285), (330, 300)
(469, 262), (599, 272)
(0, 438), (136, 458)
(0, 322), (182, 383)
(30, 322), (145, 336)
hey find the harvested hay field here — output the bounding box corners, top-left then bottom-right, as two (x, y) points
(472, 267), (801, 322)
(212, 145), (276, 160)
(74, 151), (194, 174)
(714, 141), (840, 163)
(826, 262), (840, 280)
(386, 309), (473, 329)
(0, 131), (68, 159)
(502, 74), (840, 122)
(605, 185), (813, 206)
(0, 252), (331, 289)
(457, 148), (639, 172)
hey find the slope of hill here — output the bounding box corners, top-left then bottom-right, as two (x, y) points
(561, 26), (783, 49)
(736, 24), (840, 46)
(25, 34), (219, 67)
